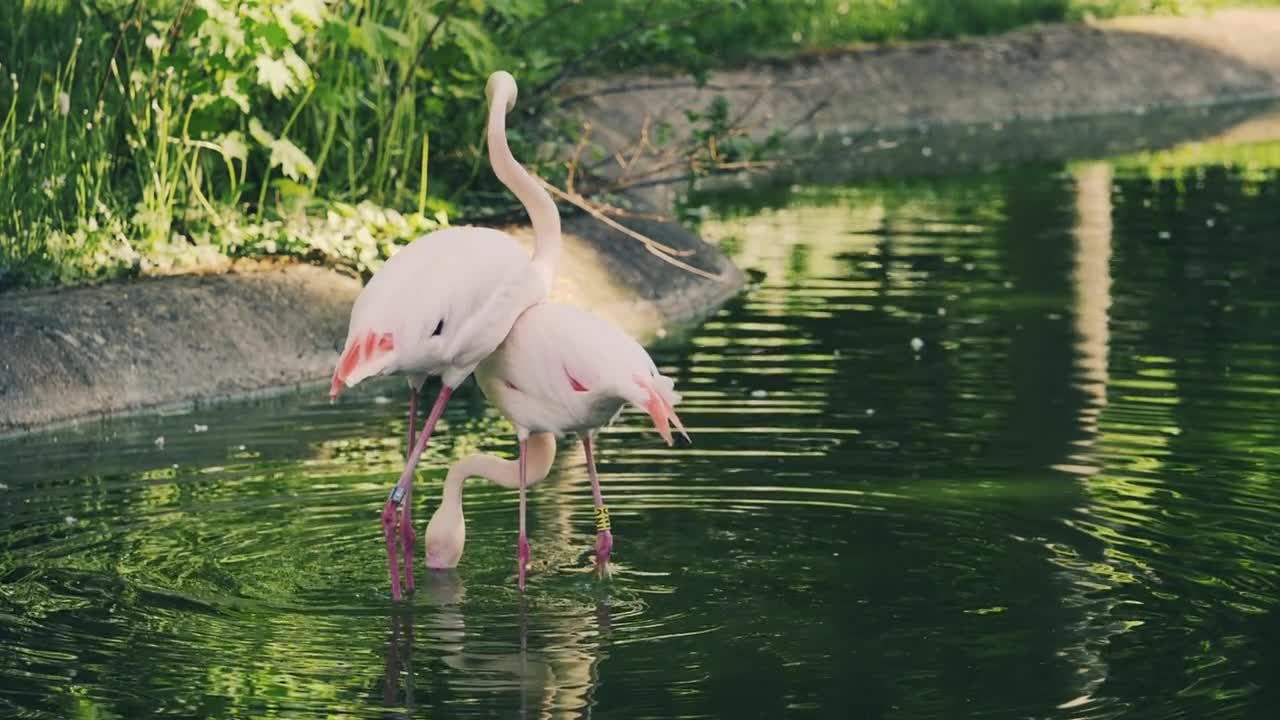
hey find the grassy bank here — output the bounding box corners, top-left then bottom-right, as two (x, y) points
(1, 0), (1276, 290)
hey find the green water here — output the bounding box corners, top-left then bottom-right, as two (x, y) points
(4, 134), (1280, 719)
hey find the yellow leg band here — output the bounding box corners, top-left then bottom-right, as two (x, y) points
(594, 505), (611, 532)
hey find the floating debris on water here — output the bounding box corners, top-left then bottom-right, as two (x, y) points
(0, 482), (8, 490)
(750, 389), (768, 398)
(373, 396), (392, 405)
(937, 307), (946, 317)
(154, 436), (165, 449)
(865, 408), (876, 416)
(193, 424), (208, 433)
(910, 337), (924, 353)
(1158, 230), (1171, 239)
(64, 515), (77, 525)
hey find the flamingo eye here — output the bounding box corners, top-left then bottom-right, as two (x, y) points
(432, 319), (444, 337)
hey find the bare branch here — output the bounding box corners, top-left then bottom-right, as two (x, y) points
(538, 177), (695, 258)
(564, 122), (593, 194)
(538, 180), (722, 282)
(395, 0), (465, 101)
(513, 0), (585, 44)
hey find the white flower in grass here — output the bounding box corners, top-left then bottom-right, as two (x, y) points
(255, 53), (296, 98)
(145, 33), (164, 54)
(215, 130), (248, 164)
(269, 136), (316, 181)
(57, 92), (70, 116)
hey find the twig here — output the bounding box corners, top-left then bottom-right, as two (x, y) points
(616, 114), (654, 179)
(538, 179), (721, 282)
(538, 177), (694, 258)
(781, 93), (835, 136)
(512, 0), (584, 44)
(395, 0), (465, 101)
(564, 121), (593, 194)
(94, 0), (141, 108)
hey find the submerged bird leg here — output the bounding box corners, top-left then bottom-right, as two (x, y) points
(383, 385), (454, 601)
(582, 433), (613, 574)
(401, 384), (421, 594)
(406, 385), (419, 452)
(401, 479), (417, 594)
(382, 496), (403, 602)
(517, 434), (530, 591)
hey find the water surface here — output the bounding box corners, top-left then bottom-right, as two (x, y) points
(3, 125), (1280, 718)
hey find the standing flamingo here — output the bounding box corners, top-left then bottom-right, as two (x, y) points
(330, 71), (560, 601)
(424, 303), (688, 589)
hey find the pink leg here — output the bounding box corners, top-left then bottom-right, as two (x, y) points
(401, 384), (421, 595)
(406, 386), (419, 452)
(582, 433), (613, 572)
(383, 385), (454, 601)
(382, 503), (401, 601)
(517, 435), (530, 591)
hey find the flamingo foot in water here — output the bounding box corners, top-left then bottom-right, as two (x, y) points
(382, 499), (402, 602)
(517, 536), (530, 591)
(595, 529), (614, 574)
(401, 521), (417, 595)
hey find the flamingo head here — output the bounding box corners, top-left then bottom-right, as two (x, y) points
(485, 71), (518, 113)
(624, 373), (690, 446)
(424, 497), (465, 570)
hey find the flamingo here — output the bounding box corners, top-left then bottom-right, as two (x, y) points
(329, 71), (560, 601)
(424, 303), (688, 589)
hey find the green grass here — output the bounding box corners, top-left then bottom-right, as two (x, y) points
(1, 0), (1277, 290)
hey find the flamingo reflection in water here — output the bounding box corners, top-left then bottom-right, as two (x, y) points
(379, 570), (613, 717)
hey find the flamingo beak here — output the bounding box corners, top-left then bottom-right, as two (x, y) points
(329, 376), (345, 402)
(669, 407), (691, 444)
(644, 392), (674, 446)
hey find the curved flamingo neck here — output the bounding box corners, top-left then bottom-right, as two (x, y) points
(487, 84), (561, 294)
(441, 433), (558, 509)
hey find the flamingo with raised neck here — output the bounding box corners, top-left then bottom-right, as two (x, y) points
(329, 71), (561, 601)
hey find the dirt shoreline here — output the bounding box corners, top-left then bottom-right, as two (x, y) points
(568, 9), (1280, 207)
(6, 9), (1280, 435)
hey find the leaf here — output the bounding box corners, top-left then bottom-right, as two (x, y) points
(248, 117), (275, 147)
(357, 20), (410, 59)
(221, 75), (250, 113)
(285, 0), (327, 26)
(445, 18), (497, 70)
(195, 0), (246, 58)
(269, 136), (316, 181)
(215, 131), (248, 163)
(191, 92), (220, 111)
(281, 49), (313, 89)
(254, 53), (296, 98)
(272, 11), (304, 44)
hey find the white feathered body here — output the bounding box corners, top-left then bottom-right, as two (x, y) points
(475, 303), (682, 437)
(332, 226), (546, 394)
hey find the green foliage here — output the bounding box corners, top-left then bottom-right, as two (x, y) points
(1, 0), (1277, 289)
